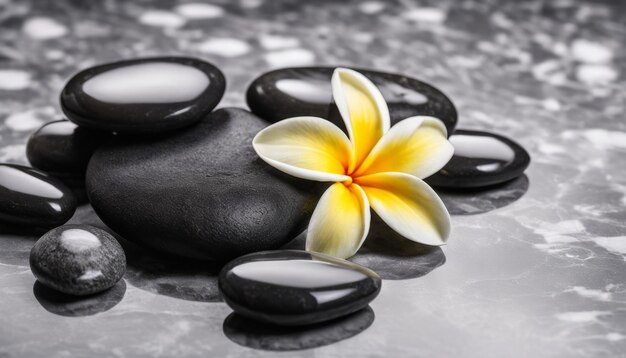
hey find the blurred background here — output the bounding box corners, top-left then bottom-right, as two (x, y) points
(1, 0), (625, 357)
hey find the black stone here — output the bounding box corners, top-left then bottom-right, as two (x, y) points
(26, 119), (112, 190)
(61, 57), (226, 134)
(29, 224), (126, 296)
(426, 130), (531, 188)
(86, 108), (322, 261)
(219, 250), (382, 326)
(0, 164), (76, 228)
(246, 67), (457, 135)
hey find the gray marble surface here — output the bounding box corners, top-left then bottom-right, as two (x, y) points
(1, 0), (626, 357)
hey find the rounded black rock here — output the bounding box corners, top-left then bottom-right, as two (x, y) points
(86, 108), (323, 261)
(0, 164), (76, 228)
(29, 224), (126, 296)
(426, 129), (531, 188)
(61, 57), (226, 134)
(219, 250), (382, 326)
(246, 67), (458, 135)
(26, 119), (112, 188)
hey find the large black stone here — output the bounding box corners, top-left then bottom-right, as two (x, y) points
(0, 164), (76, 228)
(26, 119), (112, 189)
(219, 250), (382, 326)
(426, 129), (531, 188)
(246, 67), (457, 135)
(86, 108), (321, 261)
(30, 224), (126, 296)
(61, 57), (225, 134)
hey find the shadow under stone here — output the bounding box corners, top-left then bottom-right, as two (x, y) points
(33, 279), (126, 317)
(223, 306), (375, 351)
(436, 174), (529, 215)
(283, 215), (446, 280)
(68, 204), (223, 302)
(123, 252), (222, 303)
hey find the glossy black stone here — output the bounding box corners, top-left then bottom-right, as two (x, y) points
(426, 130), (531, 188)
(30, 224), (126, 296)
(61, 57), (226, 134)
(0, 164), (76, 228)
(219, 250), (382, 326)
(246, 67), (458, 135)
(86, 108), (322, 261)
(26, 119), (112, 189)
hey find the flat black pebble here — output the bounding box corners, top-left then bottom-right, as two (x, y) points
(30, 224), (126, 296)
(61, 57), (225, 134)
(0, 164), (76, 228)
(219, 250), (382, 326)
(426, 130), (531, 188)
(26, 119), (112, 188)
(246, 67), (457, 134)
(86, 108), (322, 261)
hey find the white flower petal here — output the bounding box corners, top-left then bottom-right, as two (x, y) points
(306, 183), (370, 259)
(253, 116), (353, 182)
(332, 68), (390, 170)
(354, 116), (453, 179)
(356, 172), (450, 246)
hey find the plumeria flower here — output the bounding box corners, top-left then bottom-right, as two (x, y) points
(253, 68), (454, 259)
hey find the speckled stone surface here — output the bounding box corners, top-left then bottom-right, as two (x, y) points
(1, 0), (626, 357)
(29, 224), (126, 295)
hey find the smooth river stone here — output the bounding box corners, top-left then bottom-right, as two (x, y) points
(30, 224), (126, 296)
(426, 130), (531, 188)
(219, 250), (382, 326)
(86, 108), (322, 261)
(246, 67), (458, 134)
(61, 57), (225, 134)
(0, 164), (76, 228)
(26, 119), (112, 189)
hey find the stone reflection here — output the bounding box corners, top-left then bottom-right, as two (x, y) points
(223, 306), (375, 351)
(350, 215), (446, 280)
(33, 280), (126, 317)
(437, 174), (529, 215)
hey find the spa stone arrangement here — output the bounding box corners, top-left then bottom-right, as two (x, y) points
(0, 57), (529, 328)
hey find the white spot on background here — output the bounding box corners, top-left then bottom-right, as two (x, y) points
(22, 17), (68, 40)
(139, 10), (186, 28)
(403, 8), (447, 24)
(0, 144), (27, 162)
(542, 98), (561, 111)
(259, 35), (300, 50)
(567, 286), (612, 301)
(591, 236), (626, 255)
(175, 3), (224, 19)
(0, 70), (31, 90)
(571, 39), (613, 64)
(264, 48), (315, 68)
(197, 38), (251, 57)
(240, 0), (263, 8)
(358, 1), (385, 14)
(576, 64), (619, 85)
(4, 110), (46, 132)
(579, 129), (626, 150)
(555, 311), (611, 323)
